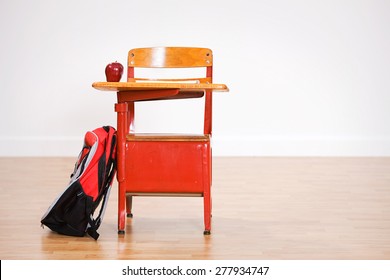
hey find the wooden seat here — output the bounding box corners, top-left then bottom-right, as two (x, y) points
(94, 47), (228, 235)
(126, 133), (210, 141)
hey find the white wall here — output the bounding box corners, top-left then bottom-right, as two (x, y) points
(1, 0), (389, 156)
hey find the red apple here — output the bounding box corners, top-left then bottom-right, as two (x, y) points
(105, 61), (124, 82)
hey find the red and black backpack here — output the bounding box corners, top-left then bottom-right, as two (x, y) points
(41, 126), (117, 240)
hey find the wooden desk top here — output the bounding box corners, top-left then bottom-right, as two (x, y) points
(92, 81), (229, 92)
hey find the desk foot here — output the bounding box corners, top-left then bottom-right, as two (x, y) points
(118, 230), (125, 235)
(127, 213), (133, 218)
(203, 230), (211, 235)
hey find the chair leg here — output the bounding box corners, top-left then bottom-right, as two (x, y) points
(202, 147), (212, 235)
(118, 182), (126, 234)
(126, 195), (133, 218)
(203, 188), (212, 235)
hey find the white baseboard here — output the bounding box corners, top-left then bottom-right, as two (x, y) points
(212, 135), (390, 157)
(1, 136), (390, 157)
(0, 137), (82, 157)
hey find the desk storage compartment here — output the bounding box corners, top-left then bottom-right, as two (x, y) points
(124, 140), (211, 194)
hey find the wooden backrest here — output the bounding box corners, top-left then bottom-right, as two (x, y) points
(127, 47), (213, 83)
(127, 47), (214, 135)
(128, 47), (212, 68)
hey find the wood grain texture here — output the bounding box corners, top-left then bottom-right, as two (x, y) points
(0, 157), (390, 260)
(92, 81), (229, 92)
(126, 133), (210, 142)
(128, 47), (213, 68)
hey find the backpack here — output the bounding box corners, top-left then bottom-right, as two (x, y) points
(41, 126), (117, 240)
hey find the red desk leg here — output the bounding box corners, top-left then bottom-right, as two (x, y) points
(203, 143), (212, 235)
(115, 102), (128, 234)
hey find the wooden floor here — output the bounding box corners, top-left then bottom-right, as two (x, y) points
(0, 157), (389, 260)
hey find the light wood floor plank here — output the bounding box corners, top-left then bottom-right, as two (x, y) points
(0, 157), (389, 259)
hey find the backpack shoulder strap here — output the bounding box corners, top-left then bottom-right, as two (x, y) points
(85, 126), (117, 240)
